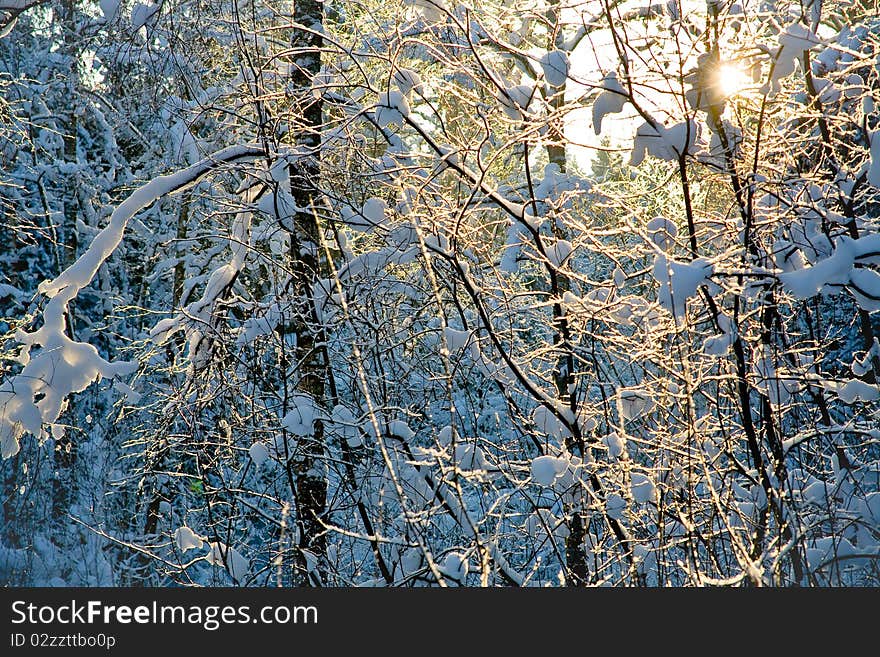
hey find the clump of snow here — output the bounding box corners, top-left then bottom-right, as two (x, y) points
(455, 443), (490, 471)
(777, 236), (854, 299)
(770, 23), (824, 92)
(439, 552), (468, 582)
(858, 492), (880, 525)
(173, 526), (204, 552)
(113, 380), (142, 404)
(603, 432), (626, 459)
(130, 2), (159, 30)
(531, 455), (568, 486)
(525, 509), (569, 542)
(800, 479), (830, 506)
(703, 330), (734, 356)
(616, 387), (654, 421)
(388, 419), (415, 442)
(545, 238), (573, 267)
(282, 394), (320, 436)
(776, 234), (880, 312)
(100, 0), (120, 22)
(868, 130), (880, 188)
(248, 442), (270, 467)
(393, 68), (424, 96)
(361, 197), (387, 229)
(331, 405), (362, 447)
(497, 84), (533, 121)
(631, 472), (658, 504)
(851, 340), (880, 377)
(630, 120), (699, 166)
(443, 327), (471, 351)
(592, 72), (627, 135)
(653, 254), (714, 320)
(206, 542), (249, 582)
(376, 91), (410, 128)
(823, 379), (880, 404)
(236, 302), (283, 346)
(540, 50), (570, 87)
(646, 216), (678, 250)
(605, 493), (627, 520)
(848, 267), (880, 311)
(532, 404), (572, 438)
(403, 0), (447, 22)
(805, 536), (859, 571)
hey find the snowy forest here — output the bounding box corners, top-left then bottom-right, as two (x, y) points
(1, 0), (879, 588)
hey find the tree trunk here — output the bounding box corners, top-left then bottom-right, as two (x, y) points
(287, 0), (328, 586)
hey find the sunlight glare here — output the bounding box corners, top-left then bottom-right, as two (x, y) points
(716, 61), (750, 98)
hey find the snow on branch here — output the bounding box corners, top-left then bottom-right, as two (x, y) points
(0, 0), (46, 37)
(0, 144), (264, 458)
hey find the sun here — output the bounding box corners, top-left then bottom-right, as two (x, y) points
(716, 61), (751, 98)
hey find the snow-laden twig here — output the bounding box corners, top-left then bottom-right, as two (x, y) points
(0, 144), (264, 458)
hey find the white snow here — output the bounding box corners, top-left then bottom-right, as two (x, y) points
(439, 552), (468, 582)
(848, 267), (880, 311)
(532, 404), (571, 438)
(113, 380), (142, 404)
(823, 379), (880, 404)
(858, 492), (880, 524)
(653, 254), (714, 320)
(281, 394), (319, 436)
(257, 187), (296, 223)
(99, 0), (120, 21)
(631, 472), (658, 503)
(646, 216), (678, 250)
(540, 50), (570, 88)
(805, 536), (858, 571)
(775, 234), (880, 312)
(616, 387), (654, 421)
(868, 129), (880, 188)
(376, 91), (410, 128)
(703, 330), (734, 356)
(630, 120), (699, 165)
(770, 23), (823, 92)
(361, 197), (387, 228)
(592, 72), (627, 135)
(531, 455), (567, 486)
(545, 238), (573, 267)
(603, 432), (626, 459)
(801, 479), (829, 506)
(206, 542), (249, 582)
(173, 526), (204, 552)
(455, 443), (489, 471)
(331, 405), (362, 447)
(0, 145), (258, 456)
(777, 237), (854, 299)
(130, 2), (159, 30)
(497, 84), (533, 121)
(605, 493), (627, 520)
(388, 419), (415, 441)
(403, 0), (447, 22)
(443, 327), (471, 351)
(236, 302), (283, 346)
(393, 68), (424, 97)
(248, 442), (270, 467)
